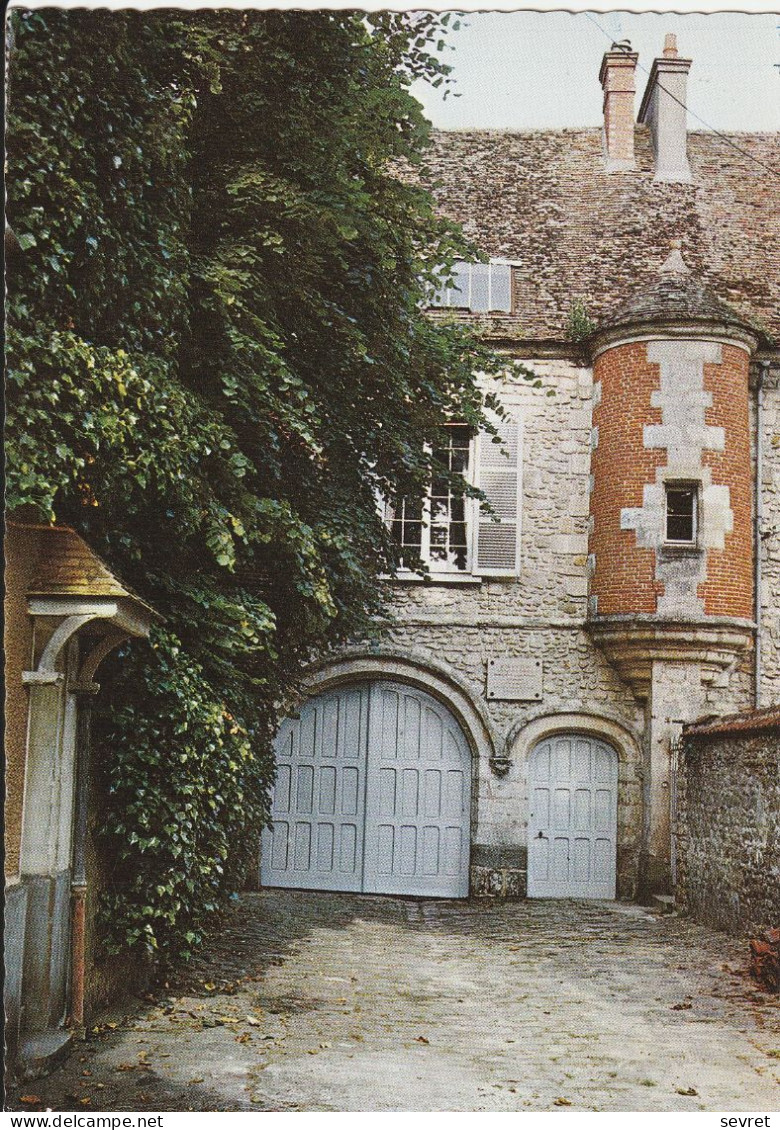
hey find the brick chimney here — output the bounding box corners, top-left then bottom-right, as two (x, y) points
(638, 34), (692, 182)
(599, 42), (639, 172)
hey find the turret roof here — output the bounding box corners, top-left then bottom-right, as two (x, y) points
(594, 244), (764, 341)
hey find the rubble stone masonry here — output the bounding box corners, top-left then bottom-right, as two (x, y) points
(676, 714), (780, 937)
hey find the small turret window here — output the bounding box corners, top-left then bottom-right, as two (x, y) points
(665, 484), (698, 545)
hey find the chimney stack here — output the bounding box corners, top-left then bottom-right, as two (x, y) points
(599, 42), (639, 172)
(638, 34), (692, 182)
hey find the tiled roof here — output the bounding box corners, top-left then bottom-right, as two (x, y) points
(423, 127), (780, 343)
(11, 522), (155, 612)
(685, 704), (780, 737)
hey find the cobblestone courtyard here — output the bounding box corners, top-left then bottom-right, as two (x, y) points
(9, 891), (780, 1112)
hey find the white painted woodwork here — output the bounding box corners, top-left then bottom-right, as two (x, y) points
(527, 734), (618, 899)
(474, 416), (522, 576)
(261, 681), (471, 897)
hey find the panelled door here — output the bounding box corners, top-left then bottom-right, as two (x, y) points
(527, 734), (618, 899)
(261, 681), (471, 898)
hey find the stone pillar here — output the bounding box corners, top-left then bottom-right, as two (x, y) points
(643, 660), (705, 895)
(19, 655), (78, 1050)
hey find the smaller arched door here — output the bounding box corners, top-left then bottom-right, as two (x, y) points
(527, 734), (618, 899)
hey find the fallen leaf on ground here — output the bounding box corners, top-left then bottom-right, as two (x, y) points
(671, 1002), (692, 1010)
(415, 1036), (430, 1045)
(19, 1096), (41, 1104)
(676, 1087), (698, 1096)
(203, 982), (216, 991)
(246, 1016), (262, 1027)
(554, 1098), (572, 1106)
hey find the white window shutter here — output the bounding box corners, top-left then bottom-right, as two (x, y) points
(473, 415), (522, 576)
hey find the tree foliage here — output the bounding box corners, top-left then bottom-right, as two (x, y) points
(6, 9), (505, 960)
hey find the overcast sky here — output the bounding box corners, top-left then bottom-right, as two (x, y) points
(411, 11), (780, 132)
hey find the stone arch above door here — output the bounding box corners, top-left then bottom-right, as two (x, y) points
(506, 711), (640, 769)
(304, 647), (499, 768)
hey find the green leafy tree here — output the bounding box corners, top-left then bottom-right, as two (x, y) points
(6, 9), (509, 961)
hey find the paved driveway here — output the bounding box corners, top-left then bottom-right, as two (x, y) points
(9, 892), (779, 1112)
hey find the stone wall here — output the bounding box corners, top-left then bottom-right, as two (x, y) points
(379, 358), (648, 896)
(300, 350), (776, 900)
(676, 711), (780, 937)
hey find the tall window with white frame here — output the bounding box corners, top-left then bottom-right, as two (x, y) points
(385, 412), (523, 579)
(388, 424), (472, 573)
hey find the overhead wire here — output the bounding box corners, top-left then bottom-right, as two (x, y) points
(584, 12), (780, 179)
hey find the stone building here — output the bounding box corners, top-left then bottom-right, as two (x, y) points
(259, 37), (779, 905)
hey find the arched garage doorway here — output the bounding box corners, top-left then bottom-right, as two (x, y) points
(527, 733), (618, 899)
(261, 680), (472, 897)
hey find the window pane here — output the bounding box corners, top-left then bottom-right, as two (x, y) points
(489, 263), (512, 312)
(430, 526), (447, 546)
(451, 263), (470, 307)
(666, 487), (696, 542)
(450, 522), (467, 548)
(470, 263), (490, 312)
(387, 424), (472, 572)
(403, 521), (423, 548)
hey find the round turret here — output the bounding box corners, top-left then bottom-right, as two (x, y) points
(585, 246), (759, 695)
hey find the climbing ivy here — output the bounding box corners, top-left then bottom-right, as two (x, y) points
(6, 9), (509, 962)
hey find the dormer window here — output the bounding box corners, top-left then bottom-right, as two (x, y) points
(665, 483), (698, 545)
(430, 260), (513, 314)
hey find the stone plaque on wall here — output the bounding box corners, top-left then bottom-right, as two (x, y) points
(486, 657), (543, 702)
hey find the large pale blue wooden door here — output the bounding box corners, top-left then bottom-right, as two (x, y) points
(362, 683), (470, 897)
(527, 735), (617, 899)
(261, 681), (471, 897)
(261, 684), (369, 892)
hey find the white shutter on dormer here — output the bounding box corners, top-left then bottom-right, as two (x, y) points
(473, 414), (522, 576)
